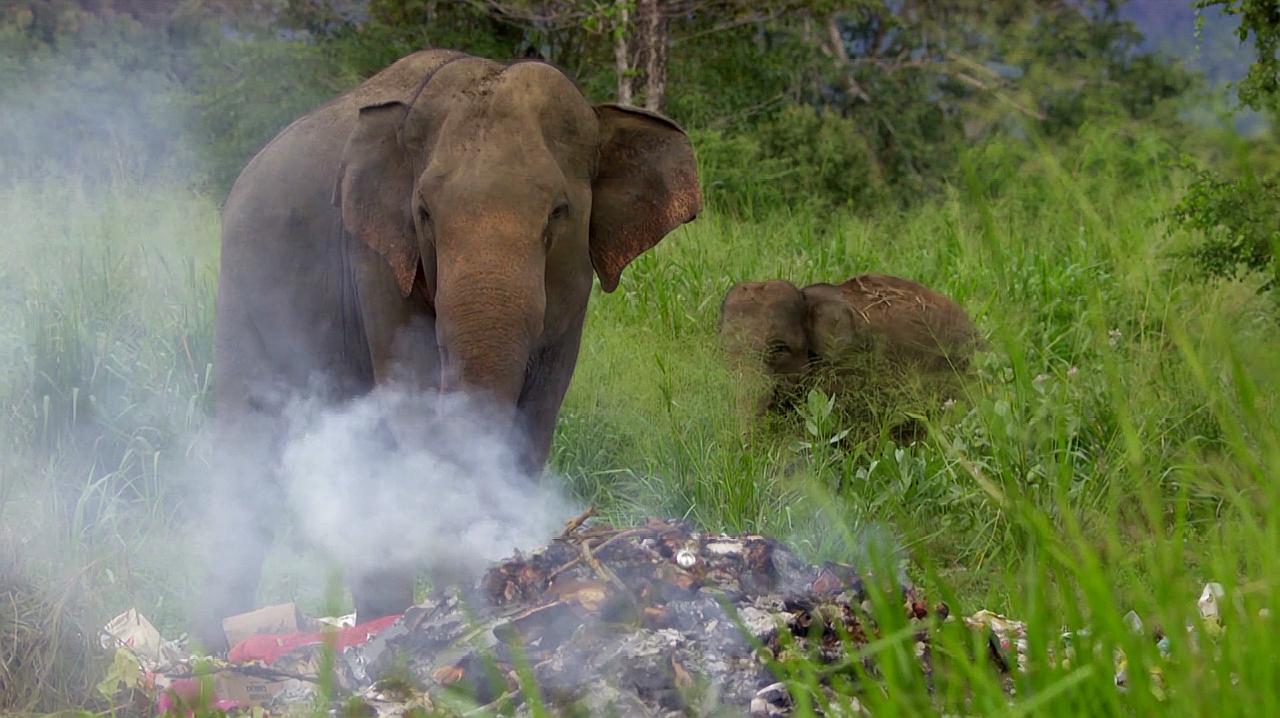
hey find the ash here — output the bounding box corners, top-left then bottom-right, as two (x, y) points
(332, 517), (944, 717)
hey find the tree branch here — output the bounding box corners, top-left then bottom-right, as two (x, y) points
(466, 0), (591, 29)
(825, 14), (870, 103)
(671, 8), (791, 45)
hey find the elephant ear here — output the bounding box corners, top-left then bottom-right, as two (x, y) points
(334, 101), (419, 298)
(590, 104), (702, 293)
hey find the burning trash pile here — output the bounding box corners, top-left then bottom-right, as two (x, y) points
(349, 515), (944, 716)
(100, 515), (945, 716)
(95, 513), (1256, 716)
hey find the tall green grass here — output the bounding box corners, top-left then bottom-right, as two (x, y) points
(555, 122), (1280, 714)
(1, 122), (1278, 715)
(0, 176), (219, 637)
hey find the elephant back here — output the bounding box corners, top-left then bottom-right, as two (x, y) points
(837, 274), (978, 371)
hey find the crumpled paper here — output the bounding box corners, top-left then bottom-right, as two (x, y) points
(965, 580), (1244, 699)
(97, 605), (396, 715)
(1197, 582), (1225, 636)
(963, 609), (1029, 673)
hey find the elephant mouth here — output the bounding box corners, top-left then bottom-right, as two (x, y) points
(522, 348), (541, 387)
(513, 341), (551, 405)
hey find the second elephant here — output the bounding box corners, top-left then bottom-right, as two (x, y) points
(718, 274), (980, 412)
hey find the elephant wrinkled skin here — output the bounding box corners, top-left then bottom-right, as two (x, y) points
(200, 50), (701, 650)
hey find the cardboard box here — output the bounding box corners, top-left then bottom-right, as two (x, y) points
(102, 608), (165, 667)
(213, 671), (293, 706)
(222, 603), (301, 648)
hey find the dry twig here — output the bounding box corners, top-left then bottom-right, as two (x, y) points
(559, 507), (595, 538)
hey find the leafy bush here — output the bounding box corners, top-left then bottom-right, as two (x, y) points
(0, 13), (192, 183)
(1195, 0), (1280, 113)
(693, 104), (947, 216)
(182, 37), (359, 192)
(687, 129), (794, 216)
(1169, 160), (1280, 286)
(756, 105), (893, 212)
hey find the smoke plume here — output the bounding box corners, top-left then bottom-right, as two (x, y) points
(276, 387), (577, 587)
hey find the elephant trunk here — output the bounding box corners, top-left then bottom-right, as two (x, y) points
(432, 260), (545, 430)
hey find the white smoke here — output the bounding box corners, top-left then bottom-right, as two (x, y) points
(277, 388), (578, 585)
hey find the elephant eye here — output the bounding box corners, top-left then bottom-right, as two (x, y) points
(416, 203), (431, 225)
(543, 201), (569, 251)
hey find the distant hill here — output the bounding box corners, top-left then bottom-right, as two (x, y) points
(1121, 0), (1252, 86)
(1120, 0), (1263, 132)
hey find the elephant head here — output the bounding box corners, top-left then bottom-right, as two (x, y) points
(718, 275), (980, 417)
(718, 280), (812, 379)
(800, 282), (865, 361)
(332, 56), (700, 446)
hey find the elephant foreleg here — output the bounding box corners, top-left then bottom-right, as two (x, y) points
(348, 247), (439, 621)
(515, 313), (586, 476)
(193, 412), (283, 653)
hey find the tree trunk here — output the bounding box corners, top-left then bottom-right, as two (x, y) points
(614, 0), (633, 105)
(825, 14), (869, 103)
(423, 0), (436, 43)
(637, 0), (668, 112)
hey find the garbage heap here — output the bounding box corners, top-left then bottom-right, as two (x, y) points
(100, 517), (1241, 715)
(100, 516), (945, 716)
(339, 516), (944, 716)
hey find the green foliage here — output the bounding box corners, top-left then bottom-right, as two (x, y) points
(1175, 2), (1280, 291)
(672, 0), (1194, 214)
(0, 7), (190, 181)
(757, 104), (914, 210)
(1169, 159), (1280, 286)
(693, 100), (958, 214)
(4, 2), (1280, 714)
(0, 0), (1204, 206)
(5, 114), (1280, 717)
(182, 37), (359, 191)
(690, 107), (892, 214)
(1011, 1), (1195, 133)
(314, 2), (526, 77)
(1196, 0), (1280, 111)
(687, 129), (794, 214)
(661, 20), (820, 129)
(0, 3), (322, 189)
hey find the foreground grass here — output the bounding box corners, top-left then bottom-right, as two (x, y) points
(2, 123), (1279, 715)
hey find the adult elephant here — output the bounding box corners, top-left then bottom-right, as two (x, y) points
(199, 50), (700, 650)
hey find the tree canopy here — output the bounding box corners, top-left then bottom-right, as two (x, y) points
(1195, 0), (1280, 111)
(0, 0), (1213, 209)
